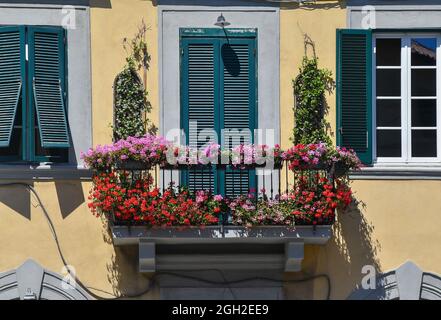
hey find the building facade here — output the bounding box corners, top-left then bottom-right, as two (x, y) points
(1, 0), (441, 300)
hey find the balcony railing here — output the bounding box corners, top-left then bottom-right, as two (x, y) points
(83, 139), (358, 272)
(128, 161), (337, 199)
(106, 159), (339, 227)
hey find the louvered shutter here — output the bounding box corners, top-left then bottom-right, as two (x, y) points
(0, 26), (25, 147)
(29, 27), (70, 148)
(336, 29), (372, 164)
(221, 40), (256, 197)
(181, 39), (218, 192)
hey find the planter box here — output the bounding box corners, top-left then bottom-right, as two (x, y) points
(288, 162), (348, 177)
(111, 225), (332, 246)
(115, 160), (151, 171)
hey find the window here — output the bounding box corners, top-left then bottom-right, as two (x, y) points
(0, 25), (69, 163)
(337, 29), (441, 166)
(180, 28), (257, 196)
(374, 36), (440, 162)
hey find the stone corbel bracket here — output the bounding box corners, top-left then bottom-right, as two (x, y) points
(112, 225), (333, 273)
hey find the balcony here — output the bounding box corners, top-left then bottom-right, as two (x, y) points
(83, 138), (358, 272)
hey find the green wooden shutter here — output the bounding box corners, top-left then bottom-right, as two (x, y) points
(181, 38), (219, 193)
(180, 30), (257, 196)
(220, 39), (257, 197)
(0, 26), (25, 147)
(29, 26), (70, 148)
(336, 29), (372, 164)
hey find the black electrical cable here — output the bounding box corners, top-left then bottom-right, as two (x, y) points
(154, 271), (331, 300)
(0, 182), (332, 300)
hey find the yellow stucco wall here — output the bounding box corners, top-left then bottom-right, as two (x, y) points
(1, 0), (441, 301)
(280, 1), (441, 299)
(90, 0), (159, 145)
(0, 181), (158, 299)
(0, 0), (161, 299)
(280, 0), (346, 150)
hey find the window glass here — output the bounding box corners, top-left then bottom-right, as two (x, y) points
(411, 69), (436, 97)
(412, 130), (437, 157)
(376, 38), (402, 159)
(411, 99), (436, 127)
(376, 36), (439, 161)
(376, 99), (401, 127)
(0, 95), (22, 158)
(412, 38), (436, 66)
(34, 108), (68, 162)
(377, 129), (402, 157)
(377, 38), (401, 66)
(376, 69), (401, 97)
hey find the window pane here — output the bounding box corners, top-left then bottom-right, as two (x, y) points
(0, 128), (21, 157)
(34, 128), (69, 162)
(0, 98), (22, 159)
(376, 38), (401, 66)
(412, 99), (436, 127)
(411, 38), (436, 66)
(377, 69), (401, 96)
(411, 69), (436, 96)
(376, 129), (401, 157)
(412, 130), (437, 157)
(34, 105), (68, 163)
(376, 99), (401, 127)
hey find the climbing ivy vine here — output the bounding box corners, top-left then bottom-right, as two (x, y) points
(113, 21), (156, 141)
(292, 56), (335, 145)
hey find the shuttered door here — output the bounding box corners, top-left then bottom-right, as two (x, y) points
(181, 39), (218, 192)
(0, 26), (25, 148)
(336, 29), (372, 164)
(181, 31), (257, 196)
(220, 40), (256, 197)
(29, 26), (70, 149)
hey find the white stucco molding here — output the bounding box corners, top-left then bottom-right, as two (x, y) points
(347, 1), (441, 29)
(347, 261), (441, 300)
(0, 259), (92, 300)
(158, 1), (280, 193)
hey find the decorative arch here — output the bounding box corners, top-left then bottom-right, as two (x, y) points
(348, 261), (441, 300)
(0, 259), (92, 300)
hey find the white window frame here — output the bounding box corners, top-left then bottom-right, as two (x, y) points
(373, 33), (441, 165)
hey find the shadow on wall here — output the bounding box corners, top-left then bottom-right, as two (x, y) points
(89, 0), (112, 8)
(283, 198), (381, 300)
(280, 0), (346, 10)
(325, 199), (381, 299)
(101, 219), (157, 298)
(0, 182), (33, 220)
(0, 0), (111, 6)
(55, 181), (85, 219)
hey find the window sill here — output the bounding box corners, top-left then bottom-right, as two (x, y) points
(350, 164), (441, 180)
(0, 163), (92, 180)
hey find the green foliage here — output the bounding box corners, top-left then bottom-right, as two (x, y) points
(113, 67), (152, 140)
(113, 20), (156, 141)
(123, 20), (150, 72)
(292, 57), (335, 145)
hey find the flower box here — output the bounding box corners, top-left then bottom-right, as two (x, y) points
(114, 159), (151, 171)
(111, 225), (333, 245)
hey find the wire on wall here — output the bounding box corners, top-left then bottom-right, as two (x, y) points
(0, 182), (332, 300)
